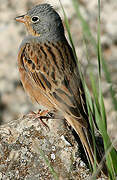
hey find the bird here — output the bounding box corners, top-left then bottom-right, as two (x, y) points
(15, 3), (107, 176)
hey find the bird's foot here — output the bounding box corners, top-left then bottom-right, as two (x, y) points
(24, 109), (51, 129)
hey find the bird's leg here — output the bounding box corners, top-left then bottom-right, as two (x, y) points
(24, 109), (51, 129)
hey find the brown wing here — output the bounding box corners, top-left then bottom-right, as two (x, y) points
(18, 40), (88, 127)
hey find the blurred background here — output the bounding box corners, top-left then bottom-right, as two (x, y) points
(0, 0), (117, 144)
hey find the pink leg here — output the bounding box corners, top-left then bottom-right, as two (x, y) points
(24, 110), (51, 129)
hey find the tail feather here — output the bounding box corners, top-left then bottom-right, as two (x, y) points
(65, 115), (108, 176)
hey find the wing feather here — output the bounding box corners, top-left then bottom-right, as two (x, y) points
(19, 40), (88, 127)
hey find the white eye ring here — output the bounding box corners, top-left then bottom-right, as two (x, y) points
(31, 16), (39, 23)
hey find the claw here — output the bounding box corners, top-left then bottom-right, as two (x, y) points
(24, 110), (50, 129)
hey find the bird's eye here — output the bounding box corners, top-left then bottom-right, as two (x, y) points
(31, 16), (39, 23)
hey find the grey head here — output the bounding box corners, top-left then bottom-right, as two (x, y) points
(21, 4), (65, 42)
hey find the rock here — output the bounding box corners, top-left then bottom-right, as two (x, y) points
(0, 114), (93, 180)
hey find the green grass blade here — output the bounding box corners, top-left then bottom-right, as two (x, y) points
(34, 140), (59, 180)
(84, 83), (97, 173)
(97, 0), (107, 130)
(71, 0), (117, 111)
(71, 0), (96, 48)
(102, 59), (117, 110)
(97, 0), (117, 177)
(60, 0), (117, 178)
(97, 0), (101, 76)
(39, 148), (59, 180)
(89, 73), (100, 113)
(59, 0), (77, 62)
(99, 88), (107, 129)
